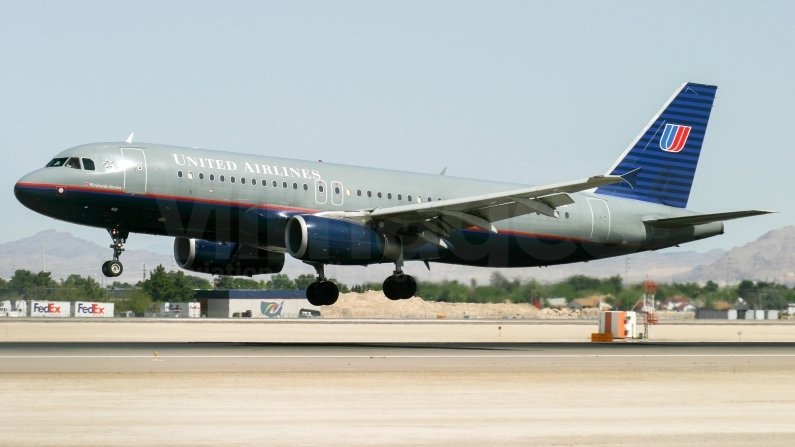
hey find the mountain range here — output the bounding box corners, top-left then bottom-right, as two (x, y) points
(1, 227), (794, 286)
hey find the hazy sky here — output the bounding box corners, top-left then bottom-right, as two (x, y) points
(2, 1), (794, 257)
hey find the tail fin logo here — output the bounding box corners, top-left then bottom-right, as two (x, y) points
(660, 124), (691, 153)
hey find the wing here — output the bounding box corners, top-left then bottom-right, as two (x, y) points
(315, 175), (621, 249)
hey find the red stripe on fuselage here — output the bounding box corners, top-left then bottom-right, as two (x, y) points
(14, 182), (318, 214)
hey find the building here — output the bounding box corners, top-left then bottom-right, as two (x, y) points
(568, 295), (611, 311)
(545, 298), (568, 309)
(195, 290), (320, 318)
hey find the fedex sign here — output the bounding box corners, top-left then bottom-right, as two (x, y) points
(30, 301), (71, 317)
(75, 301), (114, 318)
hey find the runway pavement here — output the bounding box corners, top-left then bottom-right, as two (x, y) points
(4, 342), (795, 446)
(3, 341), (795, 373)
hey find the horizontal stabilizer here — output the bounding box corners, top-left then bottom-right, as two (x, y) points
(643, 210), (774, 228)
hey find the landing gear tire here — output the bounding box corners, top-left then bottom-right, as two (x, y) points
(103, 227), (128, 278)
(318, 281), (339, 306)
(383, 275), (416, 300)
(306, 281), (338, 306)
(306, 282), (322, 306)
(102, 260), (123, 278)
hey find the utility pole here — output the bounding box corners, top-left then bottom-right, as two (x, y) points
(143, 263), (146, 282)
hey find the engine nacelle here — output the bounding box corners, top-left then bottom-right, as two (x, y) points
(173, 237), (285, 277)
(285, 215), (400, 265)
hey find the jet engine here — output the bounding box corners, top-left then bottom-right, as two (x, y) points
(173, 237), (284, 277)
(285, 215), (400, 265)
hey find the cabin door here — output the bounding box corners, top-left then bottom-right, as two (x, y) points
(121, 148), (147, 194)
(587, 198), (610, 243)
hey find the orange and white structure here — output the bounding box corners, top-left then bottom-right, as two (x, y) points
(599, 311), (637, 339)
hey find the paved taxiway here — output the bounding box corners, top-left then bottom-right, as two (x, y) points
(3, 342), (795, 446)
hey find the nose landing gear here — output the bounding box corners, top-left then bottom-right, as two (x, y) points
(102, 228), (128, 278)
(305, 263), (339, 306)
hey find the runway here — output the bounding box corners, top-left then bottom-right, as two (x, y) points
(3, 341), (795, 373)
(4, 342), (795, 446)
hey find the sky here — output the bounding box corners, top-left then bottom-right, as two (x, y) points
(2, 1), (794, 261)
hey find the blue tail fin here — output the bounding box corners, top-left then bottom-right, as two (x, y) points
(595, 82), (717, 208)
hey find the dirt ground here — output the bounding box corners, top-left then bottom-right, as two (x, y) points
(2, 370), (794, 447)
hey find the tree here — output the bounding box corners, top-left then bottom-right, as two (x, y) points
(141, 265), (176, 302)
(115, 289), (153, 316)
(266, 274), (297, 290)
(177, 274), (212, 290)
(213, 276), (263, 290)
(8, 269), (53, 299)
(294, 274), (315, 290)
(56, 274), (104, 301)
(168, 270), (198, 302)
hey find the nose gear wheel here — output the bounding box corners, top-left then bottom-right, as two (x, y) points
(102, 228), (128, 278)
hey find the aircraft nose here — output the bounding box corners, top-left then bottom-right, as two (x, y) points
(14, 171), (44, 210)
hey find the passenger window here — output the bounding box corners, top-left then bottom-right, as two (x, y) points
(397, 194), (402, 201)
(241, 177), (246, 184)
(293, 182), (298, 189)
(387, 193), (392, 200)
(250, 178), (256, 186)
(408, 195), (412, 202)
(303, 184), (308, 191)
(65, 157), (81, 169)
(82, 159), (95, 171)
(273, 180), (277, 187)
(334, 187), (340, 194)
(187, 171), (194, 179)
(377, 192), (382, 198)
(357, 189), (361, 196)
(346, 188), (351, 196)
(231, 176), (236, 183)
(46, 158), (68, 168)
(220, 175), (225, 182)
(262, 179), (267, 186)
(282, 181), (288, 188)
(178, 171), (183, 178)
(427, 197), (432, 203)
(199, 172), (204, 180)
(367, 191), (371, 197)
(210, 174), (215, 181)
(319, 185), (324, 193)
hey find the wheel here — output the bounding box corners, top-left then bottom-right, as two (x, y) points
(306, 282), (323, 307)
(101, 261), (110, 277)
(107, 260), (123, 277)
(383, 277), (400, 300)
(401, 275), (417, 299)
(318, 281), (339, 306)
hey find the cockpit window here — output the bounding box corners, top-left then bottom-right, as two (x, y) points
(65, 157), (82, 169)
(46, 158), (68, 167)
(82, 158), (95, 171)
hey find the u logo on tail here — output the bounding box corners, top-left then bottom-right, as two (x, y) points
(660, 123), (691, 153)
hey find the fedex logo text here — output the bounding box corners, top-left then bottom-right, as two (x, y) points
(32, 302), (61, 313)
(76, 303), (105, 314)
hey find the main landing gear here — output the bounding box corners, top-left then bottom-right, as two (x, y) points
(101, 228), (127, 278)
(382, 260), (416, 301)
(305, 263), (339, 306)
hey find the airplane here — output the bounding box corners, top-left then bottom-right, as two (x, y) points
(14, 82), (771, 307)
